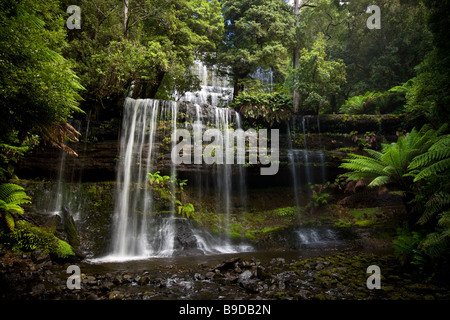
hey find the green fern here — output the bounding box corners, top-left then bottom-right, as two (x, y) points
(417, 192), (450, 225)
(0, 183), (31, 231)
(409, 135), (450, 181)
(339, 124), (447, 191)
(176, 201), (195, 219)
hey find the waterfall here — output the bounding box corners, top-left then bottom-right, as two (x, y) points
(287, 116), (328, 209)
(288, 116), (327, 187)
(295, 228), (340, 247)
(98, 98), (252, 262)
(286, 123), (301, 210)
(50, 120), (86, 218)
(107, 98), (177, 260)
(249, 67), (274, 92)
(178, 60), (234, 107)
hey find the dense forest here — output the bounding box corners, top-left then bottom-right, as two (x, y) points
(1, 0), (450, 302)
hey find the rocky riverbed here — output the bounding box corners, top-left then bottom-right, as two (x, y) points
(1, 245), (449, 301)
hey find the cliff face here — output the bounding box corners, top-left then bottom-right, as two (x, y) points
(16, 104), (405, 184)
(17, 120), (120, 182)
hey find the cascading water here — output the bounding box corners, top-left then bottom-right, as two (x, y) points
(178, 60), (234, 107)
(98, 98), (252, 262)
(49, 120), (86, 219)
(295, 228), (340, 247)
(249, 67), (274, 92)
(287, 116), (327, 191)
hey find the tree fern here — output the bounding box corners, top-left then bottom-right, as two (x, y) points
(340, 124), (446, 192)
(409, 134), (450, 182)
(417, 192), (450, 225)
(0, 183), (31, 231)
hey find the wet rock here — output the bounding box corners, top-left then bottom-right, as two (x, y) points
(84, 275), (97, 285)
(109, 291), (124, 300)
(193, 273), (204, 281)
(31, 250), (50, 264)
(238, 270), (253, 284)
(174, 220), (199, 250)
(205, 271), (215, 279)
(31, 283), (46, 294)
(214, 257), (241, 271)
(86, 293), (99, 300)
(270, 258), (285, 266)
(138, 276), (150, 285)
(121, 273), (133, 283)
(240, 280), (260, 294)
(100, 281), (114, 291)
(154, 277), (166, 288)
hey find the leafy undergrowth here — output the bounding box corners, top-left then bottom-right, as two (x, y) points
(0, 220), (75, 260)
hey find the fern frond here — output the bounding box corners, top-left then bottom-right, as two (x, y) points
(414, 158), (450, 182)
(409, 135), (450, 171)
(0, 183), (31, 210)
(364, 149), (383, 160)
(421, 232), (448, 258)
(418, 192), (450, 225)
(368, 175), (389, 187)
(437, 210), (450, 228)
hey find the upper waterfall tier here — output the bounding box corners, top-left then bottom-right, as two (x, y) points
(177, 60), (234, 107)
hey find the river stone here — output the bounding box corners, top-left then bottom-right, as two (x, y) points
(109, 291), (124, 300)
(238, 270), (253, 284)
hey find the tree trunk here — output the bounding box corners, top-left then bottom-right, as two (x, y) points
(146, 71), (166, 98)
(293, 0), (301, 113)
(123, 0), (129, 39)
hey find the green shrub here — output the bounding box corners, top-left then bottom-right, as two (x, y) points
(231, 90), (293, 126)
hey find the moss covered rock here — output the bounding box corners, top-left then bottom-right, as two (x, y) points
(0, 220), (75, 261)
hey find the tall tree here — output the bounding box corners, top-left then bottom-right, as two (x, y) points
(64, 0), (224, 118)
(405, 0), (450, 127)
(219, 0), (296, 97)
(292, 0), (431, 108)
(286, 34), (346, 115)
(0, 0), (83, 156)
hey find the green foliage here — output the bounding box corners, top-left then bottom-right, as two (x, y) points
(286, 34), (346, 115)
(340, 91), (380, 115)
(340, 80), (412, 115)
(409, 134), (450, 182)
(339, 124), (446, 191)
(393, 227), (426, 266)
(55, 238), (76, 259)
(0, 183), (31, 231)
(315, 0), (430, 100)
(147, 171), (171, 188)
(231, 90), (293, 126)
(306, 183), (330, 212)
(0, 132), (39, 181)
(408, 134), (450, 264)
(219, 0), (295, 95)
(405, 0), (450, 127)
(341, 124), (450, 274)
(274, 206), (299, 218)
(176, 201), (195, 219)
(0, 0), (83, 148)
(148, 172), (194, 219)
(0, 220), (74, 258)
(66, 0), (224, 112)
